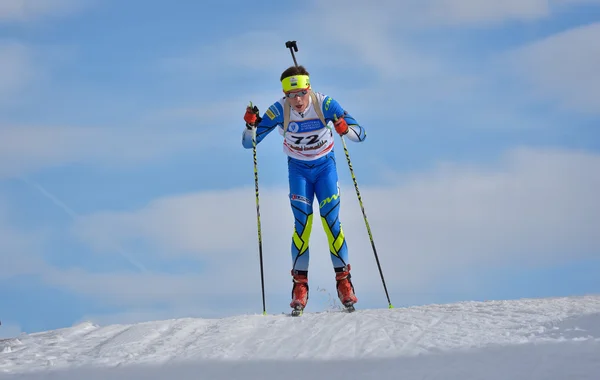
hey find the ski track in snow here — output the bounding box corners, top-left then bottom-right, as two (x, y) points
(1, 295), (600, 377)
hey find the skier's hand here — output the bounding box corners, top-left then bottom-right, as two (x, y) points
(334, 116), (349, 135)
(244, 103), (261, 129)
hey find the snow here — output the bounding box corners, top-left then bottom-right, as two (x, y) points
(1, 295), (599, 379)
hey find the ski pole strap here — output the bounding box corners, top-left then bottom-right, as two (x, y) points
(310, 91), (328, 129)
(283, 98), (291, 136)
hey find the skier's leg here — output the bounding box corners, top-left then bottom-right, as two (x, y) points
(314, 154), (348, 269)
(315, 153), (357, 307)
(288, 159), (315, 310)
(289, 162), (315, 273)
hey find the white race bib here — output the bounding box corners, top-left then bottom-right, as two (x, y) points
(279, 95), (334, 161)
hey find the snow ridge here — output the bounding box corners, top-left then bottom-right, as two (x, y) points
(1, 295), (599, 378)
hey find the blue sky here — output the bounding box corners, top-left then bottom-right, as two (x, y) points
(1, 0), (599, 337)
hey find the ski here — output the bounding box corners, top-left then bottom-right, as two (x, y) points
(289, 304), (355, 317)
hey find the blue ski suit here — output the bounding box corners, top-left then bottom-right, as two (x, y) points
(242, 91), (366, 273)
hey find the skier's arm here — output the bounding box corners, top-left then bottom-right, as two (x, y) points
(241, 102), (284, 149)
(322, 96), (366, 143)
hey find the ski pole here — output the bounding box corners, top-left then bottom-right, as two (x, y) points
(339, 133), (394, 309)
(250, 102), (267, 316)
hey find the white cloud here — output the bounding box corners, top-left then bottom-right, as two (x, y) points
(0, 198), (49, 279)
(164, 4), (439, 84)
(421, 0), (551, 26)
(306, 2), (442, 81)
(43, 270), (222, 304)
(157, 0), (600, 133)
(294, 2), (600, 128)
(161, 31), (289, 78)
(309, 0), (595, 31)
(368, 147), (600, 268)
(38, 262), (281, 316)
(148, 93), (279, 131)
(72, 189), (261, 257)
(0, 41), (36, 102)
(506, 22), (600, 114)
(0, 0), (83, 23)
(0, 125), (207, 178)
(299, 0), (600, 83)
(295, 0), (593, 122)
(69, 147), (600, 308)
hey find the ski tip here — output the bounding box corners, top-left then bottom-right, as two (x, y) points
(389, 304), (395, 309)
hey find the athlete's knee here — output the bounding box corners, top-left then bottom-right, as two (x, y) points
(320, 209), (342, 231)
(293, 211), (314, 231)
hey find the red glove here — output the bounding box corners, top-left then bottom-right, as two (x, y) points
(244, 104), (260, 127)
(334, 116), (349, 135)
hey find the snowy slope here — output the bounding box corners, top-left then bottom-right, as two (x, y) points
(1, 295), (600, 379)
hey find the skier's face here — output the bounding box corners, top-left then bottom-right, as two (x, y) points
(285, 88), (310, 113)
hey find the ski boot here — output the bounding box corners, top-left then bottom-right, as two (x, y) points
(290, 270), (308, 317)
(335, 264), (358, 312)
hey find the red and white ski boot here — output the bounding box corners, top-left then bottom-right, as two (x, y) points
(290, 270), (308, 317)
(335, 264), (358, 312)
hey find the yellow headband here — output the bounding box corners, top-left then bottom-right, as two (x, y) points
(281, 75), (310, 92)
